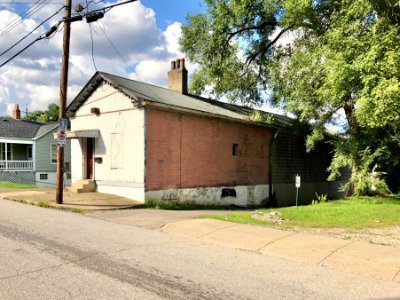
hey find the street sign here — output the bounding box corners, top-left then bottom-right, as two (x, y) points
(57, 131), (66, 147)
(58, 118), (68, 131)
(295, 174), (301, 207)
(295, 175), (301, 188)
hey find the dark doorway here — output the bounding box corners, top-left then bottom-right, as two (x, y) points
(86, 138), (94, 179)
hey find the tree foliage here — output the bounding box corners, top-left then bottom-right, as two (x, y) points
(23, 103), (59, 123)
(181, 0), (400, 194)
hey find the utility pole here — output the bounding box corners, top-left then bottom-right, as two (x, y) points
(56, 0), (72, 204)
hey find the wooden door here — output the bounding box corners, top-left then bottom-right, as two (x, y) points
(86, 138), (94, 179)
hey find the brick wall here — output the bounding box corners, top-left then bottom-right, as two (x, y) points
(146, 108), (272, 190)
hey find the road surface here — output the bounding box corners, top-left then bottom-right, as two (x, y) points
(0, 200), (399, 299)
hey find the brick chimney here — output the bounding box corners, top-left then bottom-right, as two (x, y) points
(12, 104), (21, 120)
(168, 58), (188, 94)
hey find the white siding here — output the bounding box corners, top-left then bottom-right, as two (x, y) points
(70, 83), (145, 200)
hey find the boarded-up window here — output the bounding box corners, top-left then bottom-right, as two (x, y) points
(111, 133), (124, 169)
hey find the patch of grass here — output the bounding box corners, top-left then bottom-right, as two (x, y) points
(198, 213), (270, 226)
(37, 201), (50, 208)
(71, 208), (83, 213)
(144, 199), (244, 210)
(0, 181), (36, 189)
(204, 195), (400, 230)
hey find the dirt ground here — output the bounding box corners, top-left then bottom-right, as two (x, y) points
(300, 226), (400, 248)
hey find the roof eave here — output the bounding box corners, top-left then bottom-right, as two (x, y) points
(143, 100), (286, 130)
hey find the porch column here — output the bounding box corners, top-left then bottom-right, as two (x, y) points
(5, 143), (7, 170)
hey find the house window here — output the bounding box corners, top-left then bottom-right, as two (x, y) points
(51, 144), (57, 164)
(65, 162), (70, 171)
(232, 144), (239, 156)
(66, 173), (71, 179)
(40, 173), (48, 180)
(27, 146), (32, 160)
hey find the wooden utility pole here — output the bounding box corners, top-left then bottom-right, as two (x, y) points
(56, 0), (72, 204)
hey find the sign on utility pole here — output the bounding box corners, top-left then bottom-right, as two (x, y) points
(56, 0), (72, 204)
(295, 174), (301, 207)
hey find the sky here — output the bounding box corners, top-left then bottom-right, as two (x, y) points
(0, 0), (204, 117)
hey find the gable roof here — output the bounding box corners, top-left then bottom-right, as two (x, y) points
(0, 117), (42, 139)
(0, 117), (57, 140)
(34, 123), (58, 140)
(67, 71), (293, 128)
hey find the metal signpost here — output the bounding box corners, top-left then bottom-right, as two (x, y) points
(295, 174), (301, 207)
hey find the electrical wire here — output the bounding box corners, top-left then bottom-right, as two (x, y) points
(88, 23), (98, 71)
(93, 22), (130, 69)
(0, 20), (61, 68)
(0, 5), (64, 58)
(0, 0), (52, 39)
(0, 0), (138, 70)
(0, 0), (62, 3)
(0, 0), (42, 38)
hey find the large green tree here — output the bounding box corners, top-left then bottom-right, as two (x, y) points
(23, 103), (59, 123)
(181, 0), (400, 194)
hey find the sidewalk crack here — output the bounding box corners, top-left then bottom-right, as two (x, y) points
(195, 224), (241, 239)
(257, 232), (298, 253)
(317, 240), (354, 265)
(392, 267), (400, 281)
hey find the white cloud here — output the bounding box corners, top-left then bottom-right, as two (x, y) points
(163, 21), (182, 55)
(0, 1), (191, 117)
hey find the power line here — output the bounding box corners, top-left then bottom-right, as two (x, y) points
(0, 0), (42, 37)
(0, 5), (64, 58)
(0, 0), (52, 39)
(0, 0), (139, 69)
(88, 23), (98, 71)
(0, 1), (62, 3)
(0, 21), (61, 68)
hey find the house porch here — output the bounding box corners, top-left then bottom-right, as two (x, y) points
(0, 141), (34, 171)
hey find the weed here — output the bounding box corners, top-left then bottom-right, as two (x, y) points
(37, 201), (50, 208)
(144, 199), (244, 210)
(311, 193), (328, 205)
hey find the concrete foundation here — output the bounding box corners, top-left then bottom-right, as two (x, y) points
(145, 184), (269, 207)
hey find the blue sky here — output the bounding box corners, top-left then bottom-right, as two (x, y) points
(142, 0), (203, 30)
(0, 0), (204, 116)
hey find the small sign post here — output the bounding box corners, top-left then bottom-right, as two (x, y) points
(57, 131), (67, 147)
(57, 118), (68, 147)
(295, 174), (301, 207)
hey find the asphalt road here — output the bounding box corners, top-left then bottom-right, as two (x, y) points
(0, 200), (399, 299)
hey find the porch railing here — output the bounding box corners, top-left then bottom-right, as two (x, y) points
(0, 160), (33, 170)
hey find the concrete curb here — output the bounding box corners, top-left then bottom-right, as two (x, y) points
(162, 219), (400, 282)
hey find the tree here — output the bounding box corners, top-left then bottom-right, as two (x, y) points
(23, 103), (59, 123)
(180, 0), (400, 195)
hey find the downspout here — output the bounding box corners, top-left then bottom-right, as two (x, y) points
(268, 129), (279, 207)
(93, 139), (95, 183)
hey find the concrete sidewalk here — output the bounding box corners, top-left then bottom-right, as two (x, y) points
(162, 219), (400, 283)
(0, 187), (142, 211)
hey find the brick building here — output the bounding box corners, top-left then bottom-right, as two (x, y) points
(66, 59), (345, 207)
